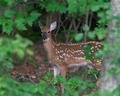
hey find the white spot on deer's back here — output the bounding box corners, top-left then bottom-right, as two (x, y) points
(62, 53), (66, 56)
(91, 47), (94, 50)
(98, 44), (102, 47)
(95, 46), (98, 48)
(59, 55), (63, 59)
(65, 48), (68, 51)
(59, 50), (63, 53)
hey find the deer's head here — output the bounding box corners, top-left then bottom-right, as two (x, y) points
(40, 21), (57, 40)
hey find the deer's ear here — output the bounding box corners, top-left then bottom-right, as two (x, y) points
(50, 21), (57, 31)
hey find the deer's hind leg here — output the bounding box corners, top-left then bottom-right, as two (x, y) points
(60, 65), (67, 77)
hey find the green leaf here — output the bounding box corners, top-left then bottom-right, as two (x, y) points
(27, 11), (40, 26)
(17, 50), (25, 58)
(94, 28), (106, 40)
(26, 50), (33, 55)
(2, 19), (14, 33)
(4, 9), (15, 18)
(88, 32), (95, 39)
(90, 3), (101, 11)
(47, 87), (57, 95)
(83, 24), (89, 32)
(15, 18), (26, 30)
(74, 33), (83, 41)
(83, 45), (93, 60)
(67, 0), (78, 13)
(38, 80), (47, 94)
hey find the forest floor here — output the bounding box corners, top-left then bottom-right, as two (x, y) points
(10, 42), (52, 83)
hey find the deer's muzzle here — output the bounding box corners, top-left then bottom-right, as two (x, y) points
(42, 32), (48, 40)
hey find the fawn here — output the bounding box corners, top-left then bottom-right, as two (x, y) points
(40, 21), (102, 95)
(40, 21), (103, 78)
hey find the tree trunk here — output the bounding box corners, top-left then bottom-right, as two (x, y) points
(100, 0), (120, 93)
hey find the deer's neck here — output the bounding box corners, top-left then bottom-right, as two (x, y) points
(43, 35), (55, 60)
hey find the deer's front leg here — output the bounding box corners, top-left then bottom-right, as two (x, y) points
(53, 65), (60, 77)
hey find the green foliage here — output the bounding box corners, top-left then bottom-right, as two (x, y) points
(0, 34), (33, 71)
(41, 0), (66, 13)
(0, 73), (97, 96)
(0, 0), (119, 96)
(0, 75), (52, 96)
(0, 0), (40, 33)
(83, 45), (93, 61)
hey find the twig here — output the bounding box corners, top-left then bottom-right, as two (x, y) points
(84, 12), (89, 42)
(89, 12), (93, 30)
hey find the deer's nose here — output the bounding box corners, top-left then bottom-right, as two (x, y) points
(42, 32), (48, 40)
